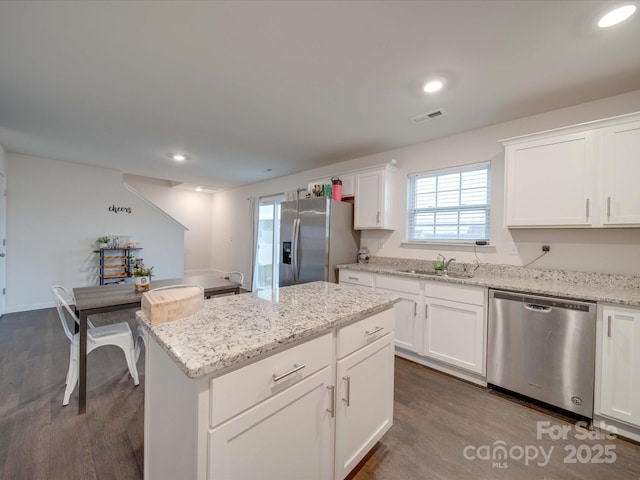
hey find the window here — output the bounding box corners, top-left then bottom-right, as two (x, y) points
(407, 163), (490, 242)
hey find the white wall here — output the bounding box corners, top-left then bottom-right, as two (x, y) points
(6, 154), (185, 313)
(213, 89), (640, 280)
(123, 174), (213, 274)
(0, 143), (5, 174)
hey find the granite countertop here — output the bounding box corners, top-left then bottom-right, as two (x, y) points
(136, 281), (399, 379)
(338, 260), (640, 307)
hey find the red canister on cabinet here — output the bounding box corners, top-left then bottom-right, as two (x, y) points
(331, 177), (342, 201)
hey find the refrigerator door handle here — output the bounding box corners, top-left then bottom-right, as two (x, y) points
(292, 218), (301, 284)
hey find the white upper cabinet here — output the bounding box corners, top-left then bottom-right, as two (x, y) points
(502, 112), (640, 228)
(504, 131), (596, 227)
(602, 120), (640, 226)
(354, 164), (397, 230)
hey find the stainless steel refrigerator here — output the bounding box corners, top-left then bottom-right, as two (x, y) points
(279, 197), (360, 286)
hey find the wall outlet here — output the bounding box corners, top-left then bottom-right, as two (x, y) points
(542, 245), (550, 252)
(508, 244), (518, 255)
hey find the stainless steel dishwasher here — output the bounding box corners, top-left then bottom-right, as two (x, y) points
(487, 289), (597, 418)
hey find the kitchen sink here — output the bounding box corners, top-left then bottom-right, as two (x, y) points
(398, 269), (473, 279)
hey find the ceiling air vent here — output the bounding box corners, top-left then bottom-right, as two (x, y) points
(411, 108), (446, 125)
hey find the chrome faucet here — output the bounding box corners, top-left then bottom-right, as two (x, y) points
(443, 257), (456, 274)
(437, 254), (456, 274)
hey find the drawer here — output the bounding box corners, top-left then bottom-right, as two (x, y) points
(337, 307), (395, 359)
(339, 269), (374, 288)
(210, 333), (332, 427)
(425, 281), (486, 306)
(376, 274), (421, 295)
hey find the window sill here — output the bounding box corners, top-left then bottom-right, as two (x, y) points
(401, 241), (496, 253)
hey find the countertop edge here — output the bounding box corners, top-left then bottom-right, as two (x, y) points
(138, 295), (400, 380)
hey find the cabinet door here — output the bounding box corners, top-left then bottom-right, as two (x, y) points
(424, 297), (486, 374)
(600, 306), (640, 427)
(354, 170), (384, 229)
(377, 289), (421, 353)
(335, 333), (394, 480)
(504, 131), (596, 227)
(208, 366), (334, 480)
(602, 120), (640, 225)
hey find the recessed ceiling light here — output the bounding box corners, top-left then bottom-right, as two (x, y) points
(195, 185), (221, 194)
(598, 5), (636, 27)
(423, 80), (444, 93)
(168, 153), (189, 162)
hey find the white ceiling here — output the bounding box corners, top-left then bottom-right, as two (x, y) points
(0, 1), (639, 189)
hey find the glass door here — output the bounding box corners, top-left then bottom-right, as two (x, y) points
(252, 195), (284, 291)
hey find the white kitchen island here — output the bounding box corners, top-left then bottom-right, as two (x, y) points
(136, 281), (399, 480)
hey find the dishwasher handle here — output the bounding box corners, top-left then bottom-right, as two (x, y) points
(524, 303), (552, 313)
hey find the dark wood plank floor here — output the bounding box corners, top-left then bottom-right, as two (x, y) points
(1, 308), (639, 479)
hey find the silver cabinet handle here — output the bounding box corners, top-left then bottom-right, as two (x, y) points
(586, 198), (590, 219)
(376, 211), (380, 224)
(425, 304), (428, 319)
(607, 196), (611, 220)
(327, 385), (335, 418)
(607, 315), (612, 338)
(365, 326), (384, 336)
(414, 301), (417, 316)
(272, 363), (305, 382)
(343, 376), (351, 406)
(348, 276), (359, 281)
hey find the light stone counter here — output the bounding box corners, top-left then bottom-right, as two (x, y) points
(338, 258), (640, 307)
(136, 281), (399, 379)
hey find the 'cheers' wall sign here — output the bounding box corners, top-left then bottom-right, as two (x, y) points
(109, 205), (132, 214)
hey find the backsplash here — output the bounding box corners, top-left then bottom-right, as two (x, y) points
(367, 256), (640, 291)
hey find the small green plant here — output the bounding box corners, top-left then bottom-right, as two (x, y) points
(132, 266), (154, 277)
(97, 236), (111, 244)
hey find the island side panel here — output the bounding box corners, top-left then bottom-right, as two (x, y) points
(144, 335), (209, 480)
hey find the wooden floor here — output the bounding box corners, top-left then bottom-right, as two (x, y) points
(1, 308), (639, 479)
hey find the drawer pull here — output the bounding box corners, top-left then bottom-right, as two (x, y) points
(348, 276), (359, 281)
(272, 363), (305, 382)
(343, 376), (351, 406)
(327, 385), (335, 417)
(365, 326), (384, 336)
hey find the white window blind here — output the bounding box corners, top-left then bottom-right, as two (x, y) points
(407, 164), (490, 242)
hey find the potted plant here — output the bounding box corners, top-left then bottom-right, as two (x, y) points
(97, 236), (111, 249)
(132, 265), (154, 292)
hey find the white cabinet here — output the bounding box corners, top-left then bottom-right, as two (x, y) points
(209, 367), (334, 480)
(602, 120), (640, 226)
(375, 274), (422, 353)
(502, 111), (640, 228)
(354, 164), (397, 230)
(339, 269), (374, 290)
(423, 281), (487, 375)
(503, 131), (596, 227)
(145, 309), (396, 480)
(598, 305), (640, 428)
(335, 309), (395, 480)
